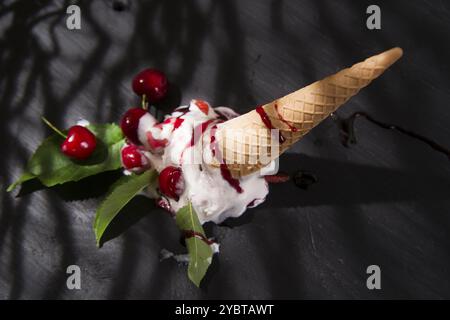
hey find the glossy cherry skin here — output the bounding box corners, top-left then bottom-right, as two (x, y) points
(61, 125), (97, 160)
(132, 69), (168, 103)
(158, 166), (183, 200)
(120, 107), (147, 145)
(121, 144), (145, 170)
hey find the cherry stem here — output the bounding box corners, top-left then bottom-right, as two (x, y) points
(141, 94), (148, 110)
(41, 117), (67, 139)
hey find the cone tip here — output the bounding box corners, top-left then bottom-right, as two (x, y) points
(376, 47), (404, 67)
(388, 47), (404, 59)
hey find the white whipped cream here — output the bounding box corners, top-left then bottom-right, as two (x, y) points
(137, 99), (269, 224)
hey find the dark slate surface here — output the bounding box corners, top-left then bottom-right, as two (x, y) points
(1, 0), (449, 299)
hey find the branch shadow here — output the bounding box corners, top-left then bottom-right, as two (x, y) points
(16, 170), (123, 201)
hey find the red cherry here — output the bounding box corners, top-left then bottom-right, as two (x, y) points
(121, 144), (147, 170)
(61, 125), (97, 160)
(120, 108), (147, 145)
(158, 166), (184, 200)
(132, 69), (168, 103)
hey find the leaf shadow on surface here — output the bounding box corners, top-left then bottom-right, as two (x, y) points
(0, 0), (73, 299)
(0, 0), (215, 299)
(16, 170), (123, 201)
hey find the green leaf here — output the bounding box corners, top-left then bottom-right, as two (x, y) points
(8, 123), (125, 192)
(94, 169), (157, 246)
(7, 172), (35, 192)
(176, 202), (213, 287)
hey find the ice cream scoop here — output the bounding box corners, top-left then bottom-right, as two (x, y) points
(134, 100), (269, 224)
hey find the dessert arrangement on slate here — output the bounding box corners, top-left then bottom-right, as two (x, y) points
(8, 48), (403, 287)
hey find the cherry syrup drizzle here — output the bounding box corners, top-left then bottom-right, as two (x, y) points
(183, 230), (215, 246)
(332, 112), (450, 159)
(173, 117), (184, 130)
(189, 119), (216, 147)
(255, 106), (286, 144)
(246, 198), (266, 208)
(219, 164), (243, 193)
(274, 103), (298, 132)
(210, 125), (218, 157)
(209, 125), (243, 193)
(157, 107), (187, 132)
(159, 107), (246, 199)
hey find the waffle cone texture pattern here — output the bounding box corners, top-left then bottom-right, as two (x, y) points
(213, 47), (403, 177)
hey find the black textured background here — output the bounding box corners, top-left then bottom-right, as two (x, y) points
(1, 0), (449, 299)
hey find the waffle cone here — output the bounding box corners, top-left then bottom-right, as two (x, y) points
(212, 47), (403, 177)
